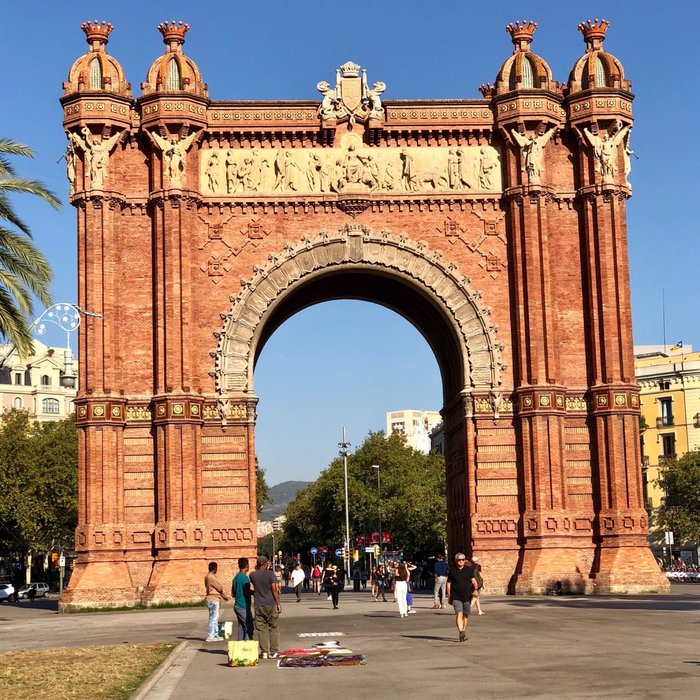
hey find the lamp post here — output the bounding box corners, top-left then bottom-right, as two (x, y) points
(372, 465), (382, 564)
(338, 427), (351, 581)
(0, 303), (100, 388)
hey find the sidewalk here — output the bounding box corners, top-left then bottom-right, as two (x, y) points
(147, 588), (699, 699)
(1, 586), (698, 698)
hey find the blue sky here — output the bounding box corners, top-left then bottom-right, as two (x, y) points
(2, 1), (698, 485)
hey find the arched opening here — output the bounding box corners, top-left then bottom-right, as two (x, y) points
(89, 58), (102, 89)
(166, 58), (181, 91)
(254, 299), (442, 485)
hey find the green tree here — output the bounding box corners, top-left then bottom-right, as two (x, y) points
(283, 431), (446, 561)
(657, 450), (700, 543)
(0, 410), (77, 557)
(256, 464), (272, 514)
(0, 138), (59, 354)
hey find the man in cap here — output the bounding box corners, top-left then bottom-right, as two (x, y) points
(446, 552), (479, 642)
(249, 555), (282, 659)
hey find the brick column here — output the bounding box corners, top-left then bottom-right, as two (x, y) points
(579, 187), (668, 592)
(505, 186), (586, 593)
(60, 189), (140, 610)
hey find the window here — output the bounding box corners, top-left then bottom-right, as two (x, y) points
(659, 397), (674, 427)
(661, 433), (676, 460)
(659, 380), (670, 391)
(166, 59), (180, 91)
(41, 374), (51, 387)
(89, 58), (102, 89)
(42, 398), (60, 415)
(391, 422), (405, 433)
(13, 397), (22, 409)
(14, 373), (22, 385)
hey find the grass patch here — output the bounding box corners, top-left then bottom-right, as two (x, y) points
(68, 600), (204, 614)
(0, 643), (175, 700)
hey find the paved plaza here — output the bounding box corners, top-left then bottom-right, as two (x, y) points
(1, 585), (698, 699)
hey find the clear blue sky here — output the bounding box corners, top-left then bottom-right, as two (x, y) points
(2, 1), (698, 485)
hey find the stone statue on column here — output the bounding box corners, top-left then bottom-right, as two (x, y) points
(511, 125), (556, 185)
(149, 130), (198, 187)
(69, 127), (124, 189)
(583, 123), (631, 185)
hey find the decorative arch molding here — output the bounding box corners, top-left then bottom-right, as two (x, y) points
(213, 224), (505, 401)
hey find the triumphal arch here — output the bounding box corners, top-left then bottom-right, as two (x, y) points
(59, 19), (667, 609)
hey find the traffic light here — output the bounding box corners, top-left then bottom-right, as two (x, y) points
(341, 547), (347, 559)
(373, 544), (380, 557)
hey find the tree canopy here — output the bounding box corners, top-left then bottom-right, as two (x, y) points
(657, 449), (700, 544)
(282, 431), (446, 561)
(0, 138), (59, 355)
(0, 410), (77, 556)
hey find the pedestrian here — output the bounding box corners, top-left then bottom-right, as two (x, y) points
(311, 563), (322, 595)
(352, 566), (361, 592)
(249, 555), (282, 659)
(433, 554), (449, 609)
(204, 561), (229, 642)
(374, 564), (388, 601)
(446, 552), (479, 642)
(470, 556), (485, 615)
(323, 561), (340, 609)
(231, 557), (254, 640)
(360, 568), (368, 591)
(394, 560), (411, 617)
(290, 562), (305, 602)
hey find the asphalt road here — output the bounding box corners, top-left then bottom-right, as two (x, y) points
(1, 585), (699, 699)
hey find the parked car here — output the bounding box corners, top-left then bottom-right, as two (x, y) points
(17, 582), (50, 599)
(0, 583), (15, 602)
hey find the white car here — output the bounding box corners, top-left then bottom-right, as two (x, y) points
(18, 582), (50, 599)
(0, 583), (15, 602)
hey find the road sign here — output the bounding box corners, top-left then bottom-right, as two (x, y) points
(335, 548), (342, 557)
(364, 546), (373, 554)
(59, 556), (66, 568)
(665, 531), (674, 546)
(310, 547), (318, 555)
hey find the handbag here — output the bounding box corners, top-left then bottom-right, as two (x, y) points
(228, 640), (259, 667)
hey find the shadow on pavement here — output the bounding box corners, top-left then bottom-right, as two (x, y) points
(0, 598), (58, 612)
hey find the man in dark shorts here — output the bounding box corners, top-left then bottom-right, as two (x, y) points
(446, 552), (479, 642)
(249, 555), (282, 659)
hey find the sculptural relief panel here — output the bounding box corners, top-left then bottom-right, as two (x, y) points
(199, 135), (501, 197)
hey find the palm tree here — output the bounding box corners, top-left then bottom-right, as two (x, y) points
(0, 138), (60, 356)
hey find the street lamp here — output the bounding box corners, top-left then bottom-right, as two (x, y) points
(372, 465), (382, 564)
(338, 428), (351, 581)
(0, 303), (101, 387)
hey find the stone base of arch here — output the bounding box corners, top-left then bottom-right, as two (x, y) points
(591, 542), (670, 594)
(59, 561), (141, 612)
(510, 542), (592, 595)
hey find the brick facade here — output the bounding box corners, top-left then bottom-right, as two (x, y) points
(59, 19), (667, 610)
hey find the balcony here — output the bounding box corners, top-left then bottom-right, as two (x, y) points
(656, 416), (674, 429)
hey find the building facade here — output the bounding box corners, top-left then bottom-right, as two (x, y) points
(386, 409), (442, 453)
(0, 340), (77, 421)
(636, 345), (700, 561)
(60, 18), (666, 609)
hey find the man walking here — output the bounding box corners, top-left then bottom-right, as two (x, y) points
(204, 561), (229, 642)
(446, 552), (479, 642)
(433, 554), (449, 609)
(290, 562), (305, 602)
(249, 555), (282, 659)
(231, 557), (253, 640)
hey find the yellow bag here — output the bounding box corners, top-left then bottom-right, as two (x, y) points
(228, 640), (259, 667)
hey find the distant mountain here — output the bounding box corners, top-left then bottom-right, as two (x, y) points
(260, 480), (310, 519)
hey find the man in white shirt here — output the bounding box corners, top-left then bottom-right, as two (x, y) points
(290, 562), (306, 602)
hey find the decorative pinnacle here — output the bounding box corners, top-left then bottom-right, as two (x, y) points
(158, 20), (189, 47)
(506, 20), (538, 50)
(81, 20), (113, 47)
(578, 18), (610, 49)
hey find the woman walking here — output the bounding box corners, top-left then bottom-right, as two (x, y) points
(311, 563), (322, 595)
(470, 556), (485, 615)
(394, 560), (411, 617)
(323, 561), (340, 609)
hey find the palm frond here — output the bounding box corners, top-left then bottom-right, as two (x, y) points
(0, 193), (30, 235)
(0, 139), (35, 158)
(0, 285), (35, 357)
(0, 178), (61, 213)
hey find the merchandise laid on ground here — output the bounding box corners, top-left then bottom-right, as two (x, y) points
(276, 641), (366, 668)
(227, 637), (366, 668)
